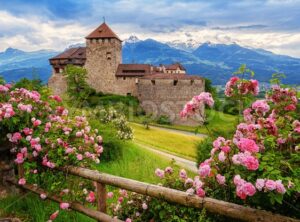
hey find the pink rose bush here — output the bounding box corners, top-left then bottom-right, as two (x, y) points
(181, 77), (300, 214)
(180, 92), (214, 118)
(225, 76), (259, 97)
(0, 84), (104, 220)
(108, 166), (208, 221)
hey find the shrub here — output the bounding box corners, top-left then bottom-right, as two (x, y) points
(0, 83), (103, 219)
(181, 72), (300, 218)
(89, 120), (122, 162)
(13, 78), (44, 91)
(109, 167), (214, 222)
(157, 115), (171, 125)
(196, 137), (213, 165)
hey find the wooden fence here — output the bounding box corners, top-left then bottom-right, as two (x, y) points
(7, 165), (300, 222)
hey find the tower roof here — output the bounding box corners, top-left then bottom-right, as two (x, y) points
(85, 22), (121, 41)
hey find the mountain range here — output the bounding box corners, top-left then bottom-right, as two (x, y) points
(1, 36), (300, 85)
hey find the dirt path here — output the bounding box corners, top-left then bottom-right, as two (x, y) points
(135, 142), (198, 173)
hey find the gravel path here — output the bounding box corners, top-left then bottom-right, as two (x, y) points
(135, 142), (199, 173)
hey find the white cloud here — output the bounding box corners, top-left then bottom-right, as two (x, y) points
(1, 9), (300, 58)
(0, 11), (89, 52)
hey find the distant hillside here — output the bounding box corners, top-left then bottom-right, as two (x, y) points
(1, 38), (300, 85)
(0, 47), (58, 83)
(123, 37), (300, 85)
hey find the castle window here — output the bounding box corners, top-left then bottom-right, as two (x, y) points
(123, 77), (126, 80)
(106, 52), (112, 60)
(173, 80), (178, 86)
(190, 79), (194, 85)
(151, 80), (155, 85)
(55, 68), (59, 73)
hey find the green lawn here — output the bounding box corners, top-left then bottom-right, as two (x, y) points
(130, 123), (201, 160)
(1, 142), (191, 222)
(132, 109), (237, 136)
(95, 141), (181, 183)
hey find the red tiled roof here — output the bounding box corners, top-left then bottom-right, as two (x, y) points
(165, 63), (186, 71)
(49, 47), (86, 60)
(141, 73), (203, 80)
(86, 22), (121, 41)
(116, 64), (152, 77)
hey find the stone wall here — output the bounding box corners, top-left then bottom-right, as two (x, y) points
(137, 78), (205, 126)
(0, 144), (15, 197)
(115, 77), (138, 96)
(48, 72), (67, 95)
(85, 38), (122, 94)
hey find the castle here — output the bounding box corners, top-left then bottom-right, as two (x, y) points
(49, 22), (205, 125)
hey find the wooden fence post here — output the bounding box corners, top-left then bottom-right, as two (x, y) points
(97, 182), (107, 214)
(18, 163), (24, 178)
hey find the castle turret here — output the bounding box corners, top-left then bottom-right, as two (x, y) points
(85, 22), (122, 93)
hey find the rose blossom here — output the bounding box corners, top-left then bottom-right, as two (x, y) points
(40, 193), (47, 199)
(155, 168), (164, 178)
(196, 187), (205, 197)
(86, 191), (96, 203)
(18, 178), (26, 185)
(216, 174), (226, 185)
(275, 180), (286, 194)
(199, 163), (211, 178)
(237, 138), (259, 153)
(218, 151), (226, 162)
(142, 203), (148, 210)
(179, 169), (187, 179)
(49, 210), (59, 220)
(265, 180), (277, 191)
(255, 179), (265, 191)
(107, 192), (114, 198)
(60, 202), (70, 210)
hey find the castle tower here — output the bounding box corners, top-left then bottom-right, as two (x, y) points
(85, 22), (122, 93)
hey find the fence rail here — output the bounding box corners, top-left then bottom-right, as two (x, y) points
(8, 165), (300, 222)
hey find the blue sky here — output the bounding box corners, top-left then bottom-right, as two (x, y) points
(1, 0), (300, 57)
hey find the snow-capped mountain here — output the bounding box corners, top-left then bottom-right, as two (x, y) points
(165, 39), (202, 52)
(1, 39), (300, 85)
(123, 35), (141, 44)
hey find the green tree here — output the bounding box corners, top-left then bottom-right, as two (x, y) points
(0, 75), (5, 84)
(64, 65), (95, 107)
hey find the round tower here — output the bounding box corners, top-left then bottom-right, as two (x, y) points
(85, 22), (122, 93)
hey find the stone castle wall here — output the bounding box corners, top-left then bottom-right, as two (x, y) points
(137, 78), (205, 126)
(85, 38), (122, 94)
(115, 77), (138, 96)
(48, 72), (67, 95)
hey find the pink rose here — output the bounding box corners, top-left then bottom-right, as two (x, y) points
(15, 153), (24, 164)
(275, 180), (286, 194)
(218, 151), (226, 162)
(196, 187), (205, 197)
(107, 192), (114, 198)
(179, 169), (187, 179)
(155, 168), (165, 178)
(199, 163), (211, 178)
(237, 138), (259, 153)
(165, 166), (173, 174)
(255, 179), (265, 191)
(60, 202), (70, 210)
(216, 174), (225, 185)
(142, 203), (148, 210)
(76, 154), (83, 161)
(40, 193), (47, 199)
(265, 179), (277, 191)
(86, 191), (96, 203)
(18, 178), (26, 185)
(49, 210), (59, 220)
